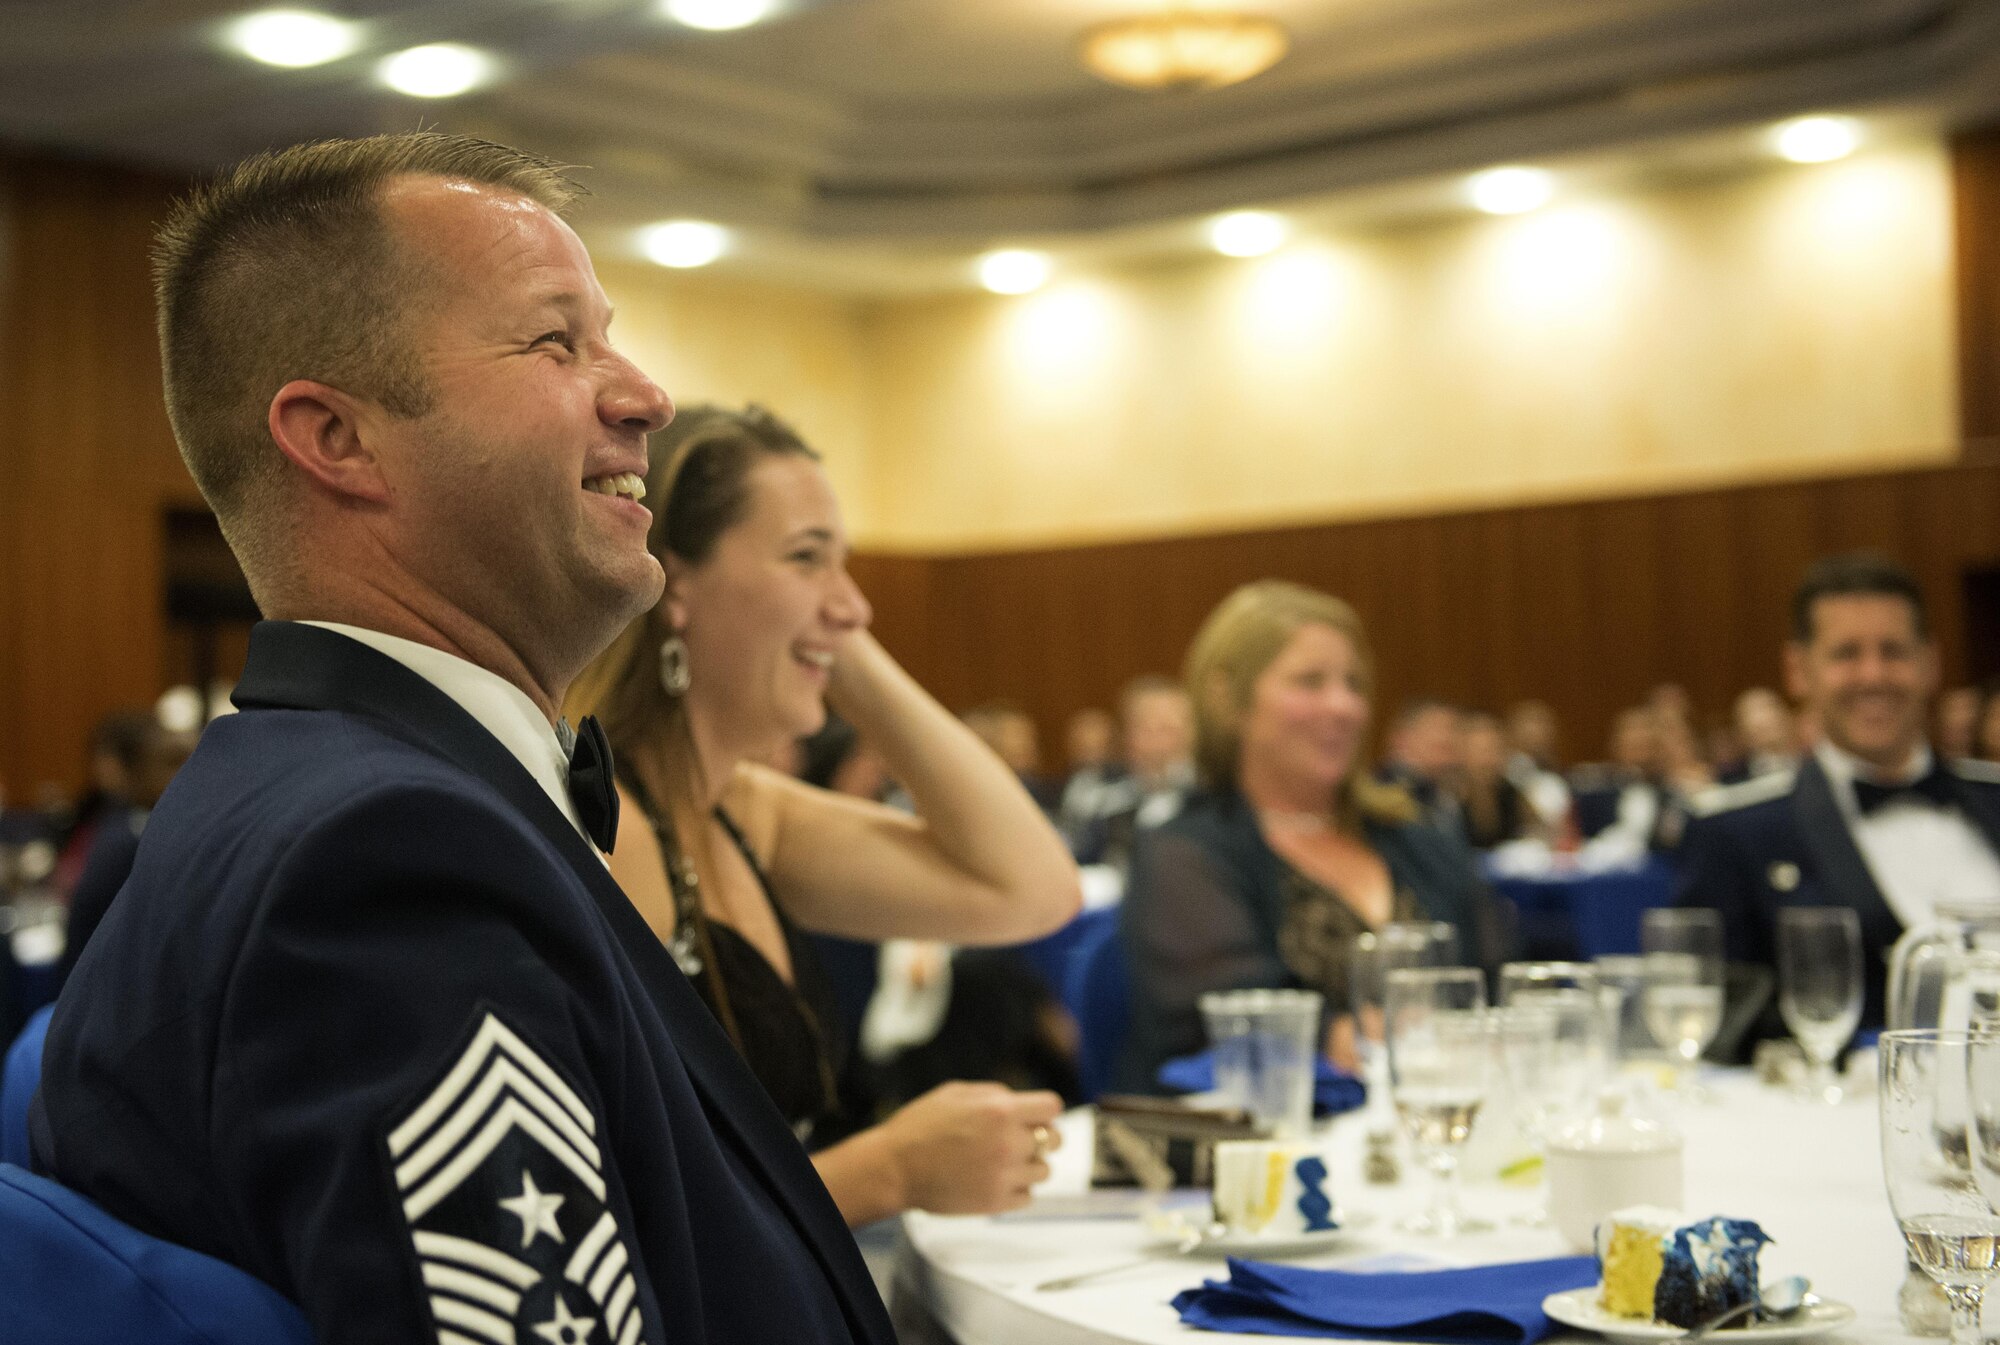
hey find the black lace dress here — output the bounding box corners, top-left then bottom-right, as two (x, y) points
(622, 772), (846, 1141)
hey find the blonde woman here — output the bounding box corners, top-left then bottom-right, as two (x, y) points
(1117, 580), (1498, 1091)
(570, 405), (1081, 1227)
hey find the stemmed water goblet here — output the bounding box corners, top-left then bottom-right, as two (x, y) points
(1776, 906), (1863, 1103)
(1385, 965), (1491, 1235)
(1642, 908), (1725, 1100)
(1351, 921), (1455, 1112)
(1882, 1029), (2000, 1345)
(1497, 962), (1605, 1225)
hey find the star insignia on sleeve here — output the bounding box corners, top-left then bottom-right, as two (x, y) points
(386, 1010), (648, 1345)
(531, 1291), (598, 1345)
(500, 1169), (567, 1249)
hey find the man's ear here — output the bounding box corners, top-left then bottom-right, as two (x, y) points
(267, 380), (392, 504)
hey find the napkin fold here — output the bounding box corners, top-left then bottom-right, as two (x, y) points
(1156, 1052), (1367, 1117)
(1172, 1254), (1600, 1343)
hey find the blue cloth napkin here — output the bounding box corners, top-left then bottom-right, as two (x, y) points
(1157, 1051), (1367, 1117)
(1172, 1255), (1600, 1343)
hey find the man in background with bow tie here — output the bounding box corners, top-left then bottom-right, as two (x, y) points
(1677, 552), (2000, 1045)
(33, 133), (895, 1344)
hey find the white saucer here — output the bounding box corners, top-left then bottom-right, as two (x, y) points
(1541, 1288), (1857, 1344)
(1146, 1211), (1372, 1259)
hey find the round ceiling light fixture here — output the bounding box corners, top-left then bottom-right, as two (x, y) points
(1079, 8), (1289, 91)
(640, 220), (731, 269)
(1208, 210), (1288, 257)
(1467, 166), (1555, 216)
(662, 0), (777, 31)
(227, 9), (360, 68)
(1773, 115), (1861, 164)
(379, 43), (492, 97)
(978, 249), (1052, 295)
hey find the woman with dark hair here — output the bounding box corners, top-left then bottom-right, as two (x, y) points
(1117, 580), (1499, 1091)
(569, 405), (1080, 1227)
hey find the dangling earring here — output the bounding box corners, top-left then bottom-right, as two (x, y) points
(659, 634), (692, 696)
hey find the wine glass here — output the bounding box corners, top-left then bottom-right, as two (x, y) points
(1385, 966), (1491, 1235)
(1882, 1029), (2000, 1345)
(1642, 908), (1725, 1097)
(1351, 922), (1456, 1074)
(1777, 906), (1863, 1103)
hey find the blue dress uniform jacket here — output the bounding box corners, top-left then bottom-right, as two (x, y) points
(32, 622), (895, 1345)
(1674, 753), (2000, 1036)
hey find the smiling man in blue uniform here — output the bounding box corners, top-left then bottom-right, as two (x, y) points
(31, 134), (895, 1345)
(1676, 553), (2000, 1040)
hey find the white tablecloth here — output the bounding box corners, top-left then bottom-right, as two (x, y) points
(897, 1071), (1913, 1345)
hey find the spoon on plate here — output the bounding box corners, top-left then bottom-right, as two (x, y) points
(1681, 1276), (1817, 1339)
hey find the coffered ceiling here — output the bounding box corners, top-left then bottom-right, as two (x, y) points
(7, 0), (2000, 289)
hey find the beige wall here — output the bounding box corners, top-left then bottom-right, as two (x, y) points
(595, 261), (879, 538)
(854, 143), (1959, 552)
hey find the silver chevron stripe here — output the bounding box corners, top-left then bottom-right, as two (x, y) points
(393, 1014), (648, 1344)
(565, 1209), (642, 1341)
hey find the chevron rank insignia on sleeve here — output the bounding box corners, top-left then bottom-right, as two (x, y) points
(387, 1011), (645, 1345)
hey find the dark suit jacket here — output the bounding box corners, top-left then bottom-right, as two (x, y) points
(1674, 752), (2000, 1036)
(34, 622), (894, 1345)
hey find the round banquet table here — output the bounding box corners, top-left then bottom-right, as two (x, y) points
(894, 1068), (1914, 1345)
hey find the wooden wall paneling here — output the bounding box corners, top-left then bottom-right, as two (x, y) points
(1654, 490), (1748, 728)
(851, 461), (2000, 782)
(1954, 122), (2000, 444)
(1, 494), (164, 795)
(0, 155), (195, 793)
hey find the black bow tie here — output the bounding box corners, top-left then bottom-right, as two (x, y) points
(1852, 765), (1956, 817)
(560, 715), (620, 852)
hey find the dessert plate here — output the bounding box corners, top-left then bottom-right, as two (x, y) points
(1542, 1288), (1856, 1344)
(1144, 1210), (1373, 1259)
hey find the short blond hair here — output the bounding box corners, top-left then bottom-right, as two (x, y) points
(153, 133), (581, 588)
(1184, 580), (1415, 827)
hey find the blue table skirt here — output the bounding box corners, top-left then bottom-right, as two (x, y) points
(1486, 858), (1676, 960)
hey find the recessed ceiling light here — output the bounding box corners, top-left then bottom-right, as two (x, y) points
(1773, 115), (1861, 164)
(1467, 166), (1555, 216)
(227, 9), (359, 68)
(662, 0), (776, 31)
(978, 249), (1051, 296)
(641, 220), (730, 269)
(1209, 211), (1288, 258)
(378, 43), (492, 98)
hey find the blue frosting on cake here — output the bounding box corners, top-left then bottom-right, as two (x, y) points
(1654, 1217), (1771, 1328)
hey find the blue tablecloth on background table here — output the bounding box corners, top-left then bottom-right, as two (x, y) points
(1012, 904), (1119, 1000)
(1485, 858), (1676, 960)
(1157, 1051), (1367, 1117)
(1173, 1254), (1599, 1342)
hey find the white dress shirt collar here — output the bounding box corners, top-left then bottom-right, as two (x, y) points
(300, 621), (591, 848)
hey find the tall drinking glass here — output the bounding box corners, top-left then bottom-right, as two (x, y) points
(1882, 1029), (2000, 1345)
(1386, 966), (1491, 1235)
(1352, 921), (1457, 1085)
(1777, 907), (1863, 1103)
(1642, 909), (1725, 1097)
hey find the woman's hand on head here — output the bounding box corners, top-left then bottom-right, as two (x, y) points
(877, 1081), (1065, 1215)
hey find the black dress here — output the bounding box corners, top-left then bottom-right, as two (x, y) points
(623, 772), (847, 1140)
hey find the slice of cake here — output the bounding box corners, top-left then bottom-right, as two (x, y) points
(1210, 1140), (1337, 1237)
(1597, 1207), (1771, 1328)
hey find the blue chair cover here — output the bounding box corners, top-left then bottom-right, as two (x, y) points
(2, 1001), (53, 1167)
(0, 1163), (315, 1344)
(1064, 918), (1129, 1101)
